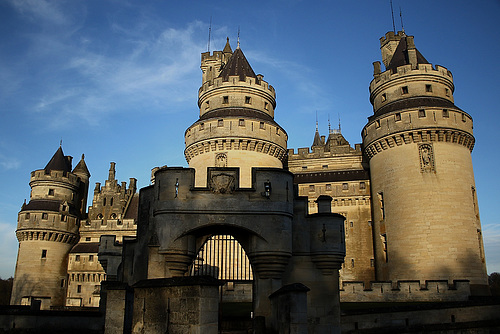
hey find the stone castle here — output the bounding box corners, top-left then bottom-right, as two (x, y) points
(9, 31), (489, 333)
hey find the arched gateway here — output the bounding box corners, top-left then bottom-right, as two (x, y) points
(98, 38), (346, 334)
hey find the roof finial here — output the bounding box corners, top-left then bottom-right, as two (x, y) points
(338, 114), (342, 134)
(315, 111), (319, 131)
(81, 154), (85, 160)
(399, 7), (405, 35)
(207, 16), (212, 52)
(237, 26), (240, 49)
(328, 114), (331, 134)
(390, 0), (396, 33)
(60, 139), (62, 147)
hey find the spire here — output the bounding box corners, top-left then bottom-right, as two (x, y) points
(44, 146), (72, 174)
(72, 154), (90, 177)
(108, 162), (116, 181)
(223, 37), (232, 54)
(312, 114), (322, 147)
(218, 48), (258, 83)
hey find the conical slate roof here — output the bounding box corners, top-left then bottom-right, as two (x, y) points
(73, 154), (90, 177)
(223, 37), (232, 54)
(312, 129), (322, 147)
(44, 147), (72, 173)
(219, 48), (258, 83)
(386, 36), (429, 71)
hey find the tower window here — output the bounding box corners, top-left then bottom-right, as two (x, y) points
(342, 183), (349, 190)
(61, 279), (65, 287)
(110, 198), (113, 206)
(401, 86), (409, 94)
(378, 192), (385, 220)
(75, 255), (80, 261)
(41, 250), (47, 258)
(370, 259), (375, 267)
(245, 96), (251, 104)
(25, 213), (30, 220)
(395, 113), (401, 121)
(103, 198), (106, 206)
(239, 119), (245, 126)
(381, 93), (387, 102)
(48, 189), (54, 196)
(445, 88), (450, 96)
(360, 182), (366, 190)
(425, 84), (432, 92)
(42, 213), (48, 220)
(218, 119), (224, 127)
(199, 123), (204, 130)
(259, 122), (265, 129)
(443, 109), (449, 118)
(322, 165), (328, 169)
(86, 237), (91, 241)
(418, 109), (426, 118)
(462, 113), (467, 122)
(309, 185), (315, 192)
(350, 221), (354, 227)
(77, 285), (82, 293)
(61, 214), (66, 222)
(326, 184), (332, 191)
(302, 166), (307, 170)
(223, 96), (229, 104)
(89, 255), (94, 262)
(351, 259), (355, 268)
(205, 100), (209, 109)
(264, 102), (269, 110)
(375, 120), (380, 128)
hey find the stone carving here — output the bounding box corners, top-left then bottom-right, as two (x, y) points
(418, 143), (435, 172)
(210, 173), (235, 194)
(215, 153), (227, 167)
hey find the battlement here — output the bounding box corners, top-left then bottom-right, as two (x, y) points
(287, 144), (361, 159)
(379, 30), (405, 46)
(371, 63), (453, 91)
(201, 50), (225, 62)
(199, 75), (275, 98)
(30, 169), (82, 187)
(340, 280), (471, 302)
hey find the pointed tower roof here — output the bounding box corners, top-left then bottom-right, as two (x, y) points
(223, 37), (233, 54)
(72, 154), (90, 177)
(312, 129), (322, 147)
(219, 48), (258, 83)
(386, 36), (429, 71)
(44, 146), (72, 174)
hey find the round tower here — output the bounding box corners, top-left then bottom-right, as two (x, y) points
(11, 147), (89, 308)
(362, 32), (488, 295)
(185, 39), (288, 187)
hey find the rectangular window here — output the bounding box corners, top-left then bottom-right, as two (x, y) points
(245, 96), (251, 104)
(322, 165), (328, 169)
(264, 102), (269, 110)
(309, 185), (315, 192)
(445, 88), (450, 96)
(223, 96), (228, 104)
(75, 255), (81, 262)
(42, 213), (48, 220)
(401, 86), (409, 94)
(302, 166), (307, 170)
(462, 113), (467, 122)
(41, 250), (47, 258)
(418, 109), (426, 118)
(370, 259), (375, 267)
(199, 123), (204, 130)
(342, 183), (348, 190)
(77, 285), (82, 293)
(381, 93), (387, 102)
(395, 113), (401, 121)
(25, 213), (30, 220)
(351, 259), (355, 268)
(425, 84), (432, 92)
(48, 189), (54, 196)
(350, 221), (354, 227)
(89, 255), (94, 262)
(326, 184), (332, 191)
(205, 100), (209, 109)
(259, 121), (265, 129)
(61, 214), (66, 222)
(375, 120), (380, 128)
(378, 192), (385, 220)
(86, 237), (91, 241)
(218, 119), (224, 127)
(239, 119), (245, 126)
(442, 109), (449, 118)
(61, 279), (65, 287)
(359, 182), (366, 190)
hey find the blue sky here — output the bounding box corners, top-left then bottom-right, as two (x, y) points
(0, 0), (499, 278)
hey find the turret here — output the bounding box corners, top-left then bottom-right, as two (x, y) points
(185, 40), (288, 187)
(362, 32), (488, 295)
(11, 147), (89, 308)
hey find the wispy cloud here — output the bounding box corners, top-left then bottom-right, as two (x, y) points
(0, 222), (17, 278)
(0, 154), (20, 171)
(483, 223), (500, 273)
(7, 0), (72, 26)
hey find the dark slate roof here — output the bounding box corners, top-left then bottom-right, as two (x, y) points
(218, 48), (258, 83)
(386, 36), (429, 72)
(44, 147), (72, 174)
(312, 129), (322, 147)
(123, 193), (139, 220)
(293, 170), (369, 184)
(21, 199), (79, 215)
(70, 242), (100, 253)
(72, 154), (90, 177)
(372, 96), (462, 120)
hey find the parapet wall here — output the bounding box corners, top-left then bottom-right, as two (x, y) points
(340, 280), (471, 302)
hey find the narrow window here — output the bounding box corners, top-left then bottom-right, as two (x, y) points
(342, 183), (348, 190)
(360, 182), (366, 189)
(425, 84), (432, 92)
(25, 213), (30, 220)
(326, 184), (332, 191)
(48, 189), (54, 196)
(264, 102), (269, 110)
(462, 113), (467, 122)
(75, 255), (81, 262)
(103, 198), (106, 206)
(370, 259), (375, 267)
(223, 96), (229, 104)
(239, 119), (245, 126)
(110, 197), (113, 206)
(77, 285), (82, 293)
(42, 213), (48, 220)
(350, 221), (354, 227)
(378, 192), (385, 220)
(62, 205), (66, 211)
(445, 88), (450, 96)
(218, 119), (224, 127)
(309, 185), (315, 192)
(89, 255), (94, 262)
(351, 259), (355, 268)
(401, 86), (408, 94)
(259, 121), (265, 129)
(375, 120), (380, 128)
(41, 250), (47, 258)
(199, 123), (204, 130)
(395, 113), (401, 121)
(245, 96), (251, 104)
(61, 279), (65, 287)
(418, 109), (426, 118)
(205, 100), (209, 109)
(442, 109), (449, 118)
(381, 234), (388, 262)
(381, 93), (387, 102)
(61, 214), (66, 222)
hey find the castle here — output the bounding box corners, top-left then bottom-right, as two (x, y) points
(9, 31), (489, 333)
